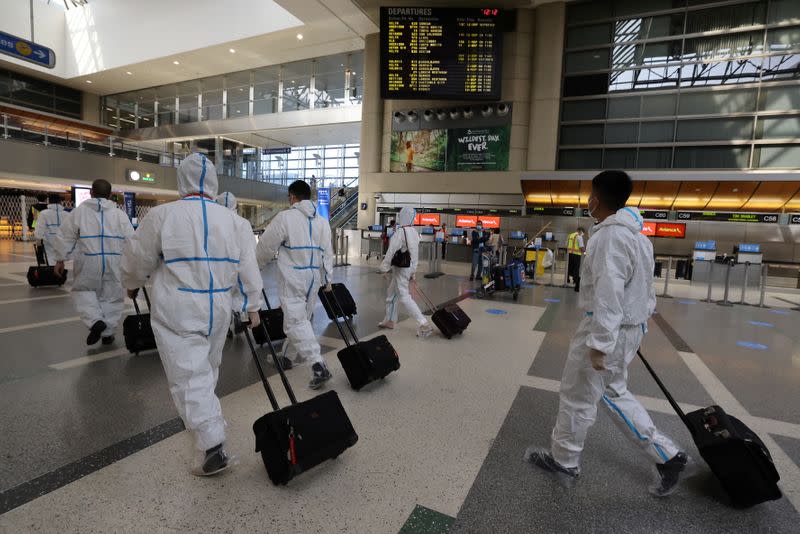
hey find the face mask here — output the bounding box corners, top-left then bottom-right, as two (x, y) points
(587, 196), (599, 219)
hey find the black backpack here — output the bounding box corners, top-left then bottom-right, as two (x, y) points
(390, 227), (411, 268)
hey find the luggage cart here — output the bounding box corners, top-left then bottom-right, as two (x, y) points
(475, 250), (523, 301)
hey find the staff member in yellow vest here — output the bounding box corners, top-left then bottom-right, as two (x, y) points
(567, 227), (586, 292)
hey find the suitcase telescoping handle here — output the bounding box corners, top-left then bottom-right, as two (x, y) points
(132, 287), (152, 316)
(321, 287), (359, 347)
(252, 312), (297, 406)
(636, 349), (690, 428)
(242, 324), (280, 412)
(261, 289), (273, 310)
(411, 278), (437, 314)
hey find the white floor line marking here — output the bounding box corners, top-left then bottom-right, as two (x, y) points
(49, 348), (131, 370)
(0, 293), (69, 305)
(0, 307), (133, 335)
(677, 351), (800, 513)
(0, 282), (26, 287)
(2, 252), (37, 260)
(0, 272), (29, 283)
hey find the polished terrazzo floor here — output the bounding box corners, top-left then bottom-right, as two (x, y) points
(0, 240), (798, 532)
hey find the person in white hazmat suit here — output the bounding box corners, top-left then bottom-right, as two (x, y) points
(34, 193), (69, 265)
(377, 207), (434, 337)
(53, 180), (134, 345)
(121, 154), (263, 476)
(215, 192), (261, 337)
(255, 179), (334, 390)
(525, 170), (688, 497)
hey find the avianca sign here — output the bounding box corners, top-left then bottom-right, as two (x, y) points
(654, 222), (686, 238)
(641, 221), (656, 236)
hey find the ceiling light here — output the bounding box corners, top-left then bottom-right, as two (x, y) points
(85, 80), (93, 84)
(296, 33), (303, 40)
(229, 48), (236, 53)
(173, 60), (180, 65)
(125, 71), (133, 75)
(340, 63), (344, 67)
(732, 188), (739, 192)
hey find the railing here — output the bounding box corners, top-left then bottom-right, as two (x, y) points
(329, 190), (359, 229)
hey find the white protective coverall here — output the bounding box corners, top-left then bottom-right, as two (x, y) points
(215, 192), (258, 314)
(54, 198), (134, 337)
(121, 154), (262, 453)
(551, 207), (681, 468)
(379, 207), (428, 327)
(34, 203), (68, 265)
(255, 199), (332, 364)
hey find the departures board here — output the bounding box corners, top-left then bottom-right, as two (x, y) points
(380, 7), (512, 100)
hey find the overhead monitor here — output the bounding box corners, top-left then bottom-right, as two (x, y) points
(414, 213), (441, 226)
(654, 222), (686, 239)
(477, 215), (500, 228)
(72, 186), (91, 207)
(380, 7), (511, 100)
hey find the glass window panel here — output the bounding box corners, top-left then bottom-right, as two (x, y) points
(282, 60), (312, 111)
(640, 120), (675, 142)
(53, 99), (81, 118)
(314, 70), (345, 108)
(761, 54), (800, 81)
(561, 99), (607, 121)
(611, 65), (681, 91)
(767, 27), (800, 54)
(563, 73), (610, 96)
(566, 49), (610, 73)
(768, 0), (800, 25)
(686, 2), (766, 34)
(678, 89), (757, 115)
(612, 14), (685, 45)
(760, 86), (800, 110)
(754, 145), (800, 168)
(674, 146), (750, 168)
(227, 101), (248, 118)
(567, 23), (612, 48)
(567, 1), (612, 24)
(608, 96), (640, 118)
(683, 32), (764, 63)
(639, 39), (683, 66)
(254, 82), (279, 115)
(227, 85), (249, 104)
(606, 122), (639, 143)
(680, 57), (762, 86)
(614, 0), (683, 17)
(603, 148), (637, 168)
(637, 147), (673, 167)
(676, 117), (753, 141)
(225, 71), (251, 89)
(558, 149), (602, 169)
(177, 81), (200, 97)
(348, 51), (364, 105)
(756, 116), (800, 139)
(254, 66), (279, 84)
(202, 76), (224, 91)
(560, 124), (605, 145)
(641, 93), (676, 116)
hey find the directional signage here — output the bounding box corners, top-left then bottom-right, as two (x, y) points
(0, 31), (56, 68)
(791, 214), (800, 225)
(640, 209), (669, 220)
(676, 211), (778, 223)
(527, 206), (575, 217)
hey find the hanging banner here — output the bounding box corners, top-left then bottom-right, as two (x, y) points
(317, 188), (330, 220)
(123, 192), (136, 220)
(390, 125), (510, 172)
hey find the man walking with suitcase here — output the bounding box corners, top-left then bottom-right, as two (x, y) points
(121, 154), (263, 476)
(525, 170), (689, 497)
(53, 180), (134, 345)
(34, 193), (68, 265)
(256, 180), (334, 390)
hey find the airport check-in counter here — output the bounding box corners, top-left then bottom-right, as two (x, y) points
(691, 241), (762, 289)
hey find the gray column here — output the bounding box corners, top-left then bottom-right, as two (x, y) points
(357, 33), (384, 229)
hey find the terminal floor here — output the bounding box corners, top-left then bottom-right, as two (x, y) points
(0, 241), (798, 532)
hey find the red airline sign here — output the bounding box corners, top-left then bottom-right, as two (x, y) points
(654, 222), (686, 238)
(477, 215), (500, 228)
(641, 221), (656, 236)
(414, 213), (441, 226)
(455, 215), (478, 228)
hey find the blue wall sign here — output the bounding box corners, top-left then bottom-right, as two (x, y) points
(123, 192), (136, 221)
(694, 241), (716, 251)
(0, 31), (56, 68)
(317, 188), (330, 220)
(738, 243), (760, 253)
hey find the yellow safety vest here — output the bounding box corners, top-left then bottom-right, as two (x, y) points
(567, 232), (583, 256)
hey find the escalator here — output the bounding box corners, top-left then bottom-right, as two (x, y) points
(329, 189), (359, 230)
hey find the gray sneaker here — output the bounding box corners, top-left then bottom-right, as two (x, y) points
(198, 444), (230, 476)
(524, 446), (580, 485)
(309, 362), (332, 390)
(650, 452), (688, 497)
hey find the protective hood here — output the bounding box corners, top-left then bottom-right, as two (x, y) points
(215, 192), (237, 211)
(292, 199), (317, 218)
(85, 198), (118, 212)
(178, 153), (218, 198)
(594, 206), (644, 236)
(47, 203), (62, 211)
(396, 206), (416, 227)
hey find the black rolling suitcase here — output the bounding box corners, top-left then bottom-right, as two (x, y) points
(252, 289), (286, 345)
(637, 350), (782, 508)
(320, 289), (399, 390)
(318, 283), (356, 320)
(123, 288), (157, 354)
(244, 319), (358, 486)
(414, 280), (470, 339)
(676, 259), (688, 279)
(27, 244), (67, 287)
